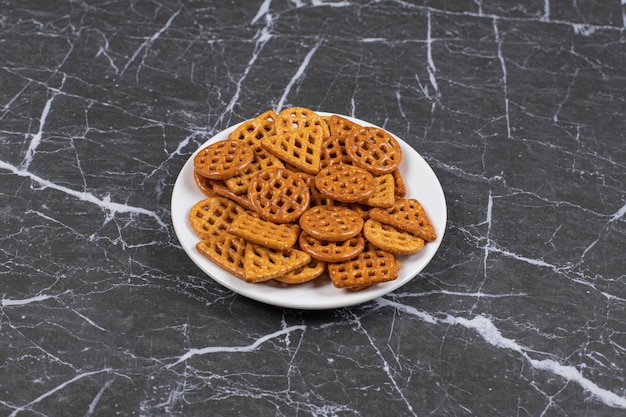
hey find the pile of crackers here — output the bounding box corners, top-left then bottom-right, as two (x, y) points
(187, 107), (436, 291)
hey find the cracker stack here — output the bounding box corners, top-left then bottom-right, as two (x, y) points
(187, 107), (436, 291)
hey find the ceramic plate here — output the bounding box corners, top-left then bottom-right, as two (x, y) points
(171, 113), (447, 309)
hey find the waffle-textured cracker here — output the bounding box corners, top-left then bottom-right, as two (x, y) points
(363, 219), (425, 254)
(274, 106), (329, 136)
(274, 259), (326, 284)
(346, 127), (402, 175)
(315, 164), (376, 203)
(362, 173), (395, 208)
(210, 181), (254, 211)
(369, 198), (436, 242)
(228, 110), (277, 142)
(188, 197), (248, 239)
(228, 212), (300, 250)
(226, 110), (284, 195)
(243, 243), (311, 282)
(196, 231), (246, 279)
(194, 139), (254, 180)
(319, 115), (361, 169)
(299, 232), (365, 263)
(328, 247), (399, 289)
(327, 114), (363, 140)
(299, 206), (363, 242)
(248, 167), (310, 224)
(261, 125), (326, 175)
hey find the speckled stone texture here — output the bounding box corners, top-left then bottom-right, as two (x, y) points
(1, 1), (625, 416)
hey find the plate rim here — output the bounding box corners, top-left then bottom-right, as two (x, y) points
(171, 112), (447, 310)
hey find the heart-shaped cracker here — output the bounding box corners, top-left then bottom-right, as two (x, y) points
(261, 125), (326, 175)
(196, 231), (247, 279)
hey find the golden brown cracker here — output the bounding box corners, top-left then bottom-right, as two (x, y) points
(274, 259), (326, 285)
(188, 197), (247, 239)
(243, 243), (311, 283)
(298, 232), (365, 263)
(346, 127), (402, 175)
(363, 219), (425, 254)
(299, 206), (363, 242)
(274, 106), (329, 136)
(196, 231), (247, 279)
(361, 173), (395, 208)
(228, 212), (300, 251)
(248, 167), (310, 223)
(315, 164), (376, 203)
(261, 125), (325, 175)
(369, 198), (436, 242)
(328, 247), (399, 289)
(194, 139), (254, 180)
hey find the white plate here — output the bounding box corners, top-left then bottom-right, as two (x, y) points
(171, 113), (447, 310)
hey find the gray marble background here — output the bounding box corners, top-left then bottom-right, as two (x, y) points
(1, 1), (625, 416)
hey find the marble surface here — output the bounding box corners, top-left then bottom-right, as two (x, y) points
(1, 0), (625, 415)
